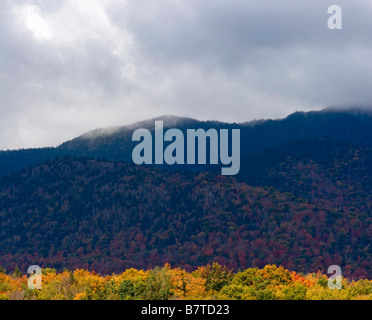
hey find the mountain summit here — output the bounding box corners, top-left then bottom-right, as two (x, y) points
(1, 108), (372, 177)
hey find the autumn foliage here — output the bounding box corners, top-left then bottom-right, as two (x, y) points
(1, 263), (371, 300)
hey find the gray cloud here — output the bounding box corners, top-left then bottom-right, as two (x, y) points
(120, 0), (372, 65)
(0, 0), (372, 149)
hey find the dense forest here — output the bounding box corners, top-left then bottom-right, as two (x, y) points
(0, 157), (370, 278)
(1, 264), (372, 300)
(0, 109), (371, 284)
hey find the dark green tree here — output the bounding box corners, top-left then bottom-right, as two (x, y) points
(197, 263), (233, 292)
(118, 280), (136, 300)
(13, 265), (23, 277)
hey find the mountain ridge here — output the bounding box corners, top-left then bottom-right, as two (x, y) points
(2, 108), (372, 178)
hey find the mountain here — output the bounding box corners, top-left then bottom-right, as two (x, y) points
(2, 109), (372, 177)
(59, 109), (372, 154)
(0, 108), (371, 278)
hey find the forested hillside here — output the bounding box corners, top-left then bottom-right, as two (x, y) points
(0, 158), (370, 278)
(0, 108), (371, 280)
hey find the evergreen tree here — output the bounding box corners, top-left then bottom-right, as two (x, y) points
(13, 265), (23, 277)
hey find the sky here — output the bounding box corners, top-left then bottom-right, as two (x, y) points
(1, 0), (372, 149)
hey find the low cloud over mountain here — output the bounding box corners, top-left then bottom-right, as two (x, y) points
(1, 0), (372, 149)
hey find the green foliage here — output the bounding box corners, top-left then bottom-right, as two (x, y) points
(248, 288), (277, 300)
(0, 281), (12, 293)
(13, 265), (23, 277)
(23, 287), (38, 300)
(349, 279), (372, 298)
(0, 294), (8, 300)
(118, 280), (136, 300)
(282, 284), (307, 300)
(104, 279), (119, 300)
(143, 267), (172, 300)
(233, 268), (261, 287)
(318, 277), (328, 288)
(42, 268), (57, 275)
(219, 284), (251, 300)
(196, 263), (233, 292)
(233, 265), (291, 290)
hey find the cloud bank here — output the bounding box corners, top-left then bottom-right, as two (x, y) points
(1, 0), (372, 149)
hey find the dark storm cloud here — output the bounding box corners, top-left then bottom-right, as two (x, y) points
(1, 0), (372, 149)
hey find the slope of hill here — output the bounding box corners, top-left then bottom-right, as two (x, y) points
(59, 109), (372, 153)
(1, 109), (372, 177)
(0, 158), (370, 278)
(239, 139), (372, 200)
(0, 108), (371, 279)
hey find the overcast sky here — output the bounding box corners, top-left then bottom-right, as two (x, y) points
(1, 0), (372, 149)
